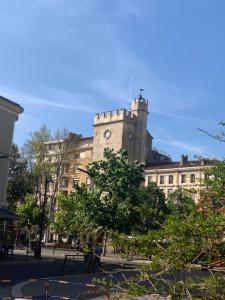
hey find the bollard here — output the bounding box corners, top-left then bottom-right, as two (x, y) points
(26, 248), (29, 261)
(45, 281), (50, 299)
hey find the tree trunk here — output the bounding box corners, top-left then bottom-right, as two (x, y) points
(103, 232), (108, 257)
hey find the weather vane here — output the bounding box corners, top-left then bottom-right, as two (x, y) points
(139, 88), (144, 99)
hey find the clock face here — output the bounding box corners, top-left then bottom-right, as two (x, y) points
(128, 133), (133, 140)
(104, 130), (111, 139)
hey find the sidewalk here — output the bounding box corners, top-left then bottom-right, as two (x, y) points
(0, 249), (54, 266)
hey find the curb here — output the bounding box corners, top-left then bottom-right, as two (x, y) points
(11, 280), (30, 298)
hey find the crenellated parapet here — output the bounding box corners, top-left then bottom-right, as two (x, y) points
(94, 108), (137, 125)
(131, 97), (148, 112)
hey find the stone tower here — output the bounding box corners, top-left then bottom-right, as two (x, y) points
(131, 96), (148, 163)
(92, 96), (149, 163)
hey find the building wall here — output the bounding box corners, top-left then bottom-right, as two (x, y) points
(92, 97), (149, 163)
(144, 164), (205, 203)
(0, 97), (23, 208)
(131, 98), (148, 162)
(93, 118), (124, 161)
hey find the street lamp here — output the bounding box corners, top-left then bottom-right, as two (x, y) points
(34, 177), (52, 259)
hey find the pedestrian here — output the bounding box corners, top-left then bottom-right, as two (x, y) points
(84, 242), (95, 272)
(95, 243), (103, 268)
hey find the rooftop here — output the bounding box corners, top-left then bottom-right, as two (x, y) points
(0, 95), (24, 115)
(146, 160), (204, 170)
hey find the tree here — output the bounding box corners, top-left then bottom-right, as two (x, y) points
(54, 149), (168, 238)
(85, 148), (145, 234)
(203, 160), (225, 207)
(17, 194), (48, 231)
(54, 190), (94, 237)
(135, 182), (168, 233)
(24, 125), (70, 201)
(198, 121), (225, 143)
(7, 144), (37, 211)
(167, 188), (197, 216)
(106, 212), (225, 299)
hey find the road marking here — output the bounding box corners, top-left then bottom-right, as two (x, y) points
(86, 283), (96, 287)
(11, 281), (30, 298)
(28, 279), (37, 282)
(1, 280), (11, 282)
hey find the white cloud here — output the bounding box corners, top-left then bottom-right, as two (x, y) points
(168, 140), (209, 155)
(0, 86), (96, 113)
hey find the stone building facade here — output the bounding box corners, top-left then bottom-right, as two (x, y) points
(0, 96), (23, 209)
(46, 96), (171, 196)
(144, 155), (206, 203)
(44, 95), (208, 207)
(0, 96), (23, 244)
(93, 96), (170, 164)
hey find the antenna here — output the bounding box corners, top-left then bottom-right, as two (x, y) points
(129, 74), (133, 102)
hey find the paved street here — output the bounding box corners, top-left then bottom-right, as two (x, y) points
(0, 248), (211, 299)
(0, 248), (141, 299)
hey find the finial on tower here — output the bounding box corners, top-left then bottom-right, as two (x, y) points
(139, 88), (144, 99)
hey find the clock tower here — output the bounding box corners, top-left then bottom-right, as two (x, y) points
(92, 95), (149, 163)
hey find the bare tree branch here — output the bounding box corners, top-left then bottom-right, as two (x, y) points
(198, 128), (225, 143)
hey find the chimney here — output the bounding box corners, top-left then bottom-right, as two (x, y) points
(180, 154), (188, 164)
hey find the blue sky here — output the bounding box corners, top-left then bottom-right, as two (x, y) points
(0, 0), (224, 160)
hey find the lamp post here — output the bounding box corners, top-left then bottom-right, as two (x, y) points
(34, 177), (52, 259)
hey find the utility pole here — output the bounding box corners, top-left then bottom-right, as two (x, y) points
(34, 177), (51, 259)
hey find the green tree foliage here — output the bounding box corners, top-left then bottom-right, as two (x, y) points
(54, 148), (168, 236)
(17, 194), (48, 231)
(24, 125), (70, 199)
(153, 212), (225, 270)
(85, 148), (145, 234)
(167, 188), (197, 216)
(54, 190), (94, 236)
(135, 182), (168, 232)
(204, 160), (225, 207)
(106, 212), (225, 299)
(7, 144), (37, 211)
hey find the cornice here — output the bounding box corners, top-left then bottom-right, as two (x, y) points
(0, 95), (24, 116)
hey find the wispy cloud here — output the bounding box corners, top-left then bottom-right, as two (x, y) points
(168, 140), (209, 155)
(0, 86), (97, 113)
(151, 108), (199, 122)
(155, 137), (217, 158)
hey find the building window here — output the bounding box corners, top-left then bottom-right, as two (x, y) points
(169, 175), (173, 184)
(148, 176), (152, 184)
(73, 179), (80, 187)
(160, 176), (164, 184)
(60, 178), (69, 187)
(63, 164), (70, 173)
(74, 164), (81, 173)
(74, 153), (80, 159)
(190, 174), (196, 183)
(86, 178), (91, 185)
(181, 174), (186, 183)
